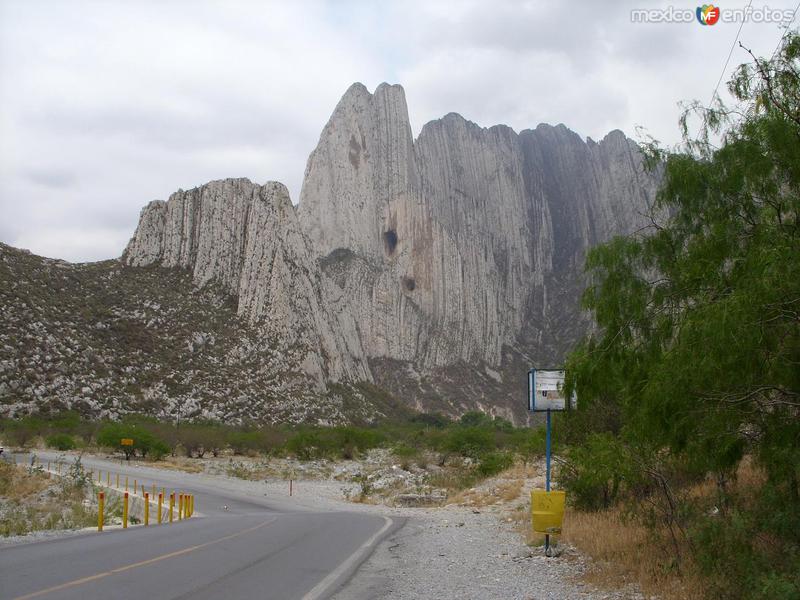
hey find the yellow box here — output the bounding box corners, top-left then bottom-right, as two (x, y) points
(531, 490), (566, 534)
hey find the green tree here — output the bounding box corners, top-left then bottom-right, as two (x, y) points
(96, 423), (138, 460)
(565, 33), (800, 597)
(46, 433), (76, 451)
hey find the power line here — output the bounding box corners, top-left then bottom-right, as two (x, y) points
(709, 0), (753, 107)
(767, 0), (800, 62)
(736, 2), (800, 124)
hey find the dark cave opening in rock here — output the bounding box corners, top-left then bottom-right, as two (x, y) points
(402, 276), (416, 291)
(383, 229), (398, 254)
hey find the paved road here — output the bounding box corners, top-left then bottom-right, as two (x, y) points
(0, 452), (400, 600)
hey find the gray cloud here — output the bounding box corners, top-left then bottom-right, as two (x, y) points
(23, 168), (76, 189)
(0, 0), (795, 261)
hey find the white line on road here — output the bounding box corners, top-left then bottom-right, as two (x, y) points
(301, 516), (393, 600)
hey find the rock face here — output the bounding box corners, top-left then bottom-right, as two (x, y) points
(118, 82), (659, 422)
(299, 83), (660, 420)
(123, 178), (370, 387)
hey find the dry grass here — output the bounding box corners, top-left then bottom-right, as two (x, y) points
(448, 479), (524, 507)
(0, 461), (97, 537)
(560, 505), (707, 600)
(0, 461), (51, 500)
(510, 459), (769, 600)
(148, 456), (205, 474)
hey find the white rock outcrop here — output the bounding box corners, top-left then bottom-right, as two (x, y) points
(123, 178), (370, 386)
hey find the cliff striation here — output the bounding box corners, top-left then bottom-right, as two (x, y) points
(298, 83), (660, 420)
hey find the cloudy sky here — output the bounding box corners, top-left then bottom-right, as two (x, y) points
(1, 0), (796, 261)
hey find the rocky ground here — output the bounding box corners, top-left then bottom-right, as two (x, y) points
(0, 243), (403, 425)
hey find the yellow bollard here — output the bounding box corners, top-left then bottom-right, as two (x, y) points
(98, 491), (104, 532)
(178, 494), (183, 520)
(123, 492), (129, 529)
(169, 493), (174, 523)
(97, 470), (101, 483)
(144, 493), (149, 526)
(107, 471), (110, 486)
(125, 476), (128, 491)
(187, 495), (192, 518)
(158, 493), (163, 524)
(152, 483), (156, 498)
(134, 479), (137, 495)
(116, 473), (119, 488)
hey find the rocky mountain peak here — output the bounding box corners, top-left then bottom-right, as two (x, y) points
(2, 82), (660, 424)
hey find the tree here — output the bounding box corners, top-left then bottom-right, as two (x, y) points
(96, 423), (168, 461)
(565, 32), (800, 597)
(96, 423), (138, 460)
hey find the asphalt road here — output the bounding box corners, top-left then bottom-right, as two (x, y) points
(0, 452), (400, 600)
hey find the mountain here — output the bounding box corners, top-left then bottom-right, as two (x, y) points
(298, 83), (659, 420)
(1, 82), (659, 423)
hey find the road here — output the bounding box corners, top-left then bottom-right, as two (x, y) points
(0, 451), (400, 600)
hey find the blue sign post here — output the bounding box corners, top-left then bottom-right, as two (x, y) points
(546, 408), (551, 493)
(528, 368), (573, 555)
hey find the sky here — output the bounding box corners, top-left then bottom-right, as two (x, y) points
(1, 0), (797, 262)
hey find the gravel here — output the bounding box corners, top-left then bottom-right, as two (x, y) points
(331, 504), (645, 600)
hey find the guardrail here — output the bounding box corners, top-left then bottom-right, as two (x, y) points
(92, 467), (195, 531)
(22, 456), (196, 532)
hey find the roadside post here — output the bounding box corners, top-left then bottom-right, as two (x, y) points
(158, 493), (163, 524)
(528, 368), (573, 556)
(144, 493), (150, 526)
(123, 492), (129, 529)
(169, 493), (175, 523)
(98, 491), (104, 532)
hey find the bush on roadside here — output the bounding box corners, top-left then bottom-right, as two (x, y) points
(441, 427), (494, 460)
(45, 433), (76, 451)
(477, 451), (514, 477)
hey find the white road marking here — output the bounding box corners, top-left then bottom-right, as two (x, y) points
(301, 516), (393, 600)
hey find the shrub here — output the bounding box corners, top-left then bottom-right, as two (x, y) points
(459, 411), (494, 428)
(477, 451), (514, 477)
(284, 431), (326, 460)
(45, 433), (76, 451)
(441, 427), (494, 460)
(409, 412), (450, 428)
(558, 433), (631, 511)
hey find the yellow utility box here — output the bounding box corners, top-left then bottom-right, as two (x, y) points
(531, 490), (566, 534)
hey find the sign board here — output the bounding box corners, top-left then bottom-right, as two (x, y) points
(528, 368), (575, 412)
(120, 438), (134, 446)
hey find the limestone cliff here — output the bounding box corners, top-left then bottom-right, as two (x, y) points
(123, 178), (370, 387)
(118, 82), (660, 423)
(299, 83), (660, 420)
